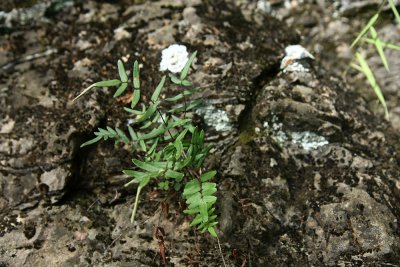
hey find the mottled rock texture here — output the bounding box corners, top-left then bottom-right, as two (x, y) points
(0, 0), (399, 266)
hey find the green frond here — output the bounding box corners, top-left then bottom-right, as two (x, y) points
(118, 59), (128, 83)
(151, 75), (166, 102)
(180, 51), (197, 80)
(73, 79), (121, 102)
(114, 82), (128, 98)
(77, 53), (219, 237)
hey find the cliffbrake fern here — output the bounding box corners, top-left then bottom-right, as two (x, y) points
(73, 52), (219, 237)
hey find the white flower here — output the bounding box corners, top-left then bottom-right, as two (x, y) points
(284, 45), (314, 60)
(159, 44), (189, 73)
(280, 44), (314, 72)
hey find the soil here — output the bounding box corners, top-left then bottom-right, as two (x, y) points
(0, 0), (400, 266)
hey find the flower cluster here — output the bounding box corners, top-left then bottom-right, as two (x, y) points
(159, 44), (189, 73)
(280, 44), (314, 73)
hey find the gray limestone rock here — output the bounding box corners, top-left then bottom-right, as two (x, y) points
(0, 0), (399, 266)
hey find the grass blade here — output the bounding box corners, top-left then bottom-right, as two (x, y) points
(388, 0), (400, 24)
(355, 52), (389, 120)
(369, 27), (389, 71)
(383, 41), (400, 51)
(351, 13), (379, 48)
(366, 38), (400, 51)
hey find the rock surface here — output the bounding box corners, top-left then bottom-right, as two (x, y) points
(247, 0), (400, 131)
(0, 0), (399, 266)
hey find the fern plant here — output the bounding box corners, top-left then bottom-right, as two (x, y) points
(73, 51), (219, 237)
(349, 0), (400, 120)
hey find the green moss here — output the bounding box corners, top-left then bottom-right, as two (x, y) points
(238, 128), (256, 144)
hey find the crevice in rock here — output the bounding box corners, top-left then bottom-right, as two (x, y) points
(237, 62), (282, 133)
(58, 116), (108, 205)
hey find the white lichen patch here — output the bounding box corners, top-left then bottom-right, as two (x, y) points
(263, 116), (328, 150)
(256, 0), (272, 13)
(0, 2), (51, 28)
(159, 44), (189, 73)
(263, 119), (288, 146)
(0, 137), (34, 154)
(196, 105), (232, 132)
(290, 131), (328, 150)
(0, 116), (15, 134)
(281, 44), (314, 73)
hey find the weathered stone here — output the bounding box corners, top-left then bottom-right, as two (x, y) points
(305, 185), (397, 266)
(39, 166), (71, 203)
(1, 0), (399, 266)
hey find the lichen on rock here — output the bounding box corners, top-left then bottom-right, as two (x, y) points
(1, 0), (400, 266)
(196, 104), (233, 132)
